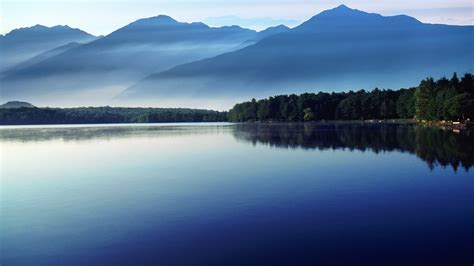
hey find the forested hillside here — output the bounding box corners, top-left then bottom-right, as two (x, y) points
(228, 73), (473, 122)
(0, 107), (227, 125)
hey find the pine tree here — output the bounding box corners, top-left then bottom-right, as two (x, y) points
(415, 78), (436, 120)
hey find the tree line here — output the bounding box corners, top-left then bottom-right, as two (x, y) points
(1, 73), (472, 125)
(228, 73), (473, 122)
(0, 106), (227, 125)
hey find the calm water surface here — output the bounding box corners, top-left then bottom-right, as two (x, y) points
(1, 123), (473, 266)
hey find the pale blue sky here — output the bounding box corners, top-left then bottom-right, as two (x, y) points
(1, 0), (473, 35)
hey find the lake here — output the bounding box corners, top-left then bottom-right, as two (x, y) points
(1, 123), (473, 266)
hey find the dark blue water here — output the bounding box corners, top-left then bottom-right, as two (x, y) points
(1, 123), (473, 266)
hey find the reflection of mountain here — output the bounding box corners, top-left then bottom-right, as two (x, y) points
(232, 123), (474, 171)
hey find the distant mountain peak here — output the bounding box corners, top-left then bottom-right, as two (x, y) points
(0, 101), (35, 108)
(219, 25), (248, 30)
(5, 24), (47, 35)
(297, 4), (421, 30)
(334, 4), (351, 10)
(267, 24), (290, 30)
(127, 15), (179, 28)
(258, 24), (290, 37)
(31, 24), (48, 29)
(16, 24), (73, 32)
(319, 4), (367, 17)
(51, 25), (72, 29)
(153, 15), (178, 23)
(3, 24), (96, 39)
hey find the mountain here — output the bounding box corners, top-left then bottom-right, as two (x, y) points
(233, 25), (290, 50)
(0, 16), (285, 106)
(121, 5), (474, 106)
(256, 25), (290, 40)
(0, 101), (35, 108)
(1, 42), (82, 77)
(0, 25), (97, 72)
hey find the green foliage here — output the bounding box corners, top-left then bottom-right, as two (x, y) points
(2, 73), (472, 125)
(415, 78), (436, 120)
(396, 88), (416, 118)
(229, 73), (473, 122)
(414, 73), (474, 121)
(0, 107), (227, 125)
(230, 89), (405, 122)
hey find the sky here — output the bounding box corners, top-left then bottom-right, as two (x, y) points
(1, 0), (473, 36)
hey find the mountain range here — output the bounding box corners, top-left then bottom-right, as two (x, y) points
(1, 5), (472, 109)
(0, 25), (98, 73)
(0, 16), (288, 105)
(122, 5), (473, 106)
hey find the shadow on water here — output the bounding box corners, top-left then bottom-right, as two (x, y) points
(232, 123), (474, 172)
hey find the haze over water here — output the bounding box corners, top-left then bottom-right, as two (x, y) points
(1, 123), (473, 265)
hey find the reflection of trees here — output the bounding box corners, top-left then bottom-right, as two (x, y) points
(233, 123), (474, 171)
(0, 125), (229, 142)
(414, 127), (474, 171)
(2, 123), (472, 171)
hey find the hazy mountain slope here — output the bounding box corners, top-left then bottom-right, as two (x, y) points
(1, 42), (82, 78)
(233, 25), (290, 50)
(0, 16), (284, 105)
(122, 5), (474, 105)
(253, 25), (290, 42)
(0, 25), (97, 72)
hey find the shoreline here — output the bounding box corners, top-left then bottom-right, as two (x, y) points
(417, 120), (473, 131)
(0, 118), (472, 132)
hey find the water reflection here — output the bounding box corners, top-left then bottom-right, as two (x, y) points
(1, 122), (473, 265)
(0, 124), (230, 142)
(232, 123), (474, 171)
(1, 123), (473, 171)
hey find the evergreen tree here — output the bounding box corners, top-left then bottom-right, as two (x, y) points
(415, 78), (436, 120)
